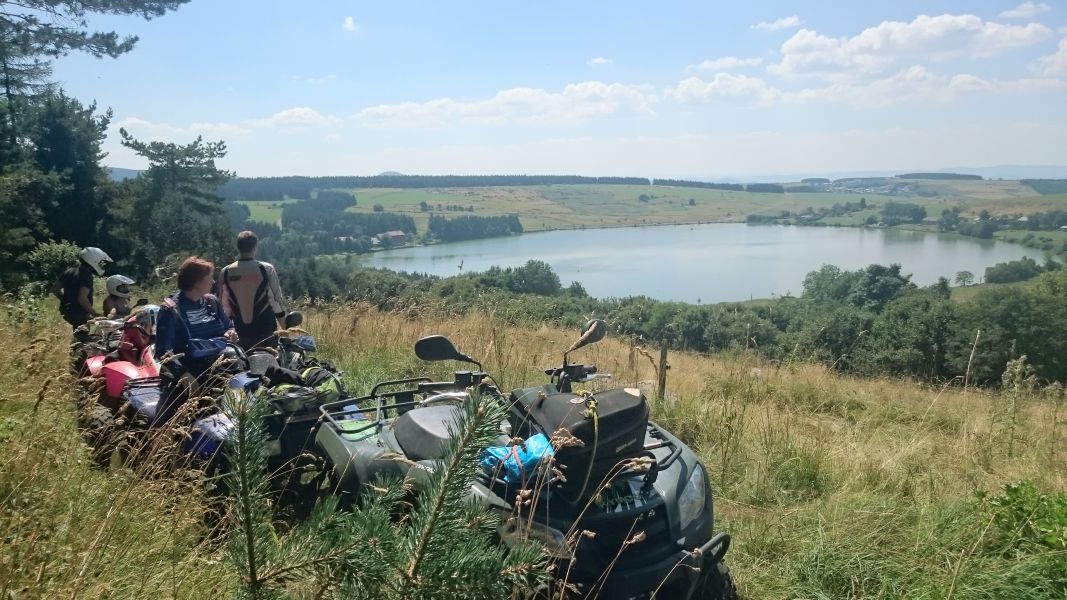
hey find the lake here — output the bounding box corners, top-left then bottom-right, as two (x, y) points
(357, 224), (1044, 303)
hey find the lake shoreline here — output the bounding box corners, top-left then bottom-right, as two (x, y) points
(355, 222), (1043, 304)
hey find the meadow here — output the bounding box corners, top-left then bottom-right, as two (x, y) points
(237, 181), (1067, 242)
(1, 297), (1064, 598)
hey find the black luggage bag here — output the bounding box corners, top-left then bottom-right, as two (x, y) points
(511, 386), (649, 500)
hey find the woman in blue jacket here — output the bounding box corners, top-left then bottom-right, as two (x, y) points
(154, 256), (238, 424)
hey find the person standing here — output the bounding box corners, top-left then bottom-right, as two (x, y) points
(51, 247), (112, 329)
(219, 231), (287, 349)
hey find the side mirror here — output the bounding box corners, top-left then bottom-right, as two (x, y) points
(566, 319), (607, 354)
(135, 298), (149, 307)
(415, 335), (479, 367)
(284, 311), (303, 328)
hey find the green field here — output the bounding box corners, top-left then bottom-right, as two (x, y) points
(238, 181), (1067, 240)
(239, 198), (298, 224)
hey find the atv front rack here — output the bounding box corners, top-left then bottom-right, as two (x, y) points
(318, 372), (493, 436)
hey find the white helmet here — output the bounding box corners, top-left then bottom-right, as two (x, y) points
(78, 247), (113, 276)
(106, 274), (134, 298)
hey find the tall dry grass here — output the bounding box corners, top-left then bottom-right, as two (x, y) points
(3, 297), (1064, 599)
(0, 307), (233, 598)
(300, 303), (1067, 599)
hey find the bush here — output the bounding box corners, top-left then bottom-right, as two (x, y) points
(985, 257), (1043, 284)
(979, 481), (1067, 592)
(26, 241), (80, 283)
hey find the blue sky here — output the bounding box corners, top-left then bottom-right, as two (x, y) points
(51, 1), (1067, 178)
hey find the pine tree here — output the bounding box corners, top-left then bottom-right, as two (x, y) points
(0, 1), (190, 59)
(222, 389), (549, 599)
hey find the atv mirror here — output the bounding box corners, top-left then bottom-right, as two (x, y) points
(415, 335), (479, 366)
(284, 311), (303, 328)
(567, 319), (607, 354)
(135, 298), (149, 307)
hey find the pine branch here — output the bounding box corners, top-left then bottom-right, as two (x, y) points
(402, 394), (498, 582)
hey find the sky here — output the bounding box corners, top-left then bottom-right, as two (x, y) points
(49, 0), (1067, 179)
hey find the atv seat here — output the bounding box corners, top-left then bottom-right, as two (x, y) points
(393, 405), (462, 462)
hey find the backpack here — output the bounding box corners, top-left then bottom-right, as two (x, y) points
(265, 365), (344, 413)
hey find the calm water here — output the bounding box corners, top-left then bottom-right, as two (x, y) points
(358, 224), (1044, 303)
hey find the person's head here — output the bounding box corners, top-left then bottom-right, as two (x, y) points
(236, 231), (258, 257)
(78, 247), (113, 276)
(177, 257), (215, 297)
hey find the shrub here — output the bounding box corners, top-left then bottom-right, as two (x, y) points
(26, 241), (80, 284)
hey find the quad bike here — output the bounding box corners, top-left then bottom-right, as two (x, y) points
(75, 306), (162, 466)
(178, 312), (345, 507)
(79, 311), (308, 470)
(313, 320), (736, 600)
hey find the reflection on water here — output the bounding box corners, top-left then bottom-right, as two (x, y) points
(358, 223), (1043, 303)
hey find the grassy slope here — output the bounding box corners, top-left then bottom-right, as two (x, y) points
(4, 300), (1064, 598)
(0, 305), (230, 597)
(237, 181), (1067, 235)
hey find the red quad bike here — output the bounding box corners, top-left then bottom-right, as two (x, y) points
(77, 305), (161, 466)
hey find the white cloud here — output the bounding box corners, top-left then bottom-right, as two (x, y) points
(342, 16), (357, 32)
(115, 117), (251, 140)
(667, 74), (781, 104)
(288, 124), (1067, 179)
(999, 2), (1050, 19)
(1038, 37), (1067, 75)
(304, 74), (337, 85)
(770, 14), (1053, 78)
(587, 57), (613, 66)
(355, 82), (656, 129)
(253, 107), (341, 128)
(685, 56), (763, 72)
(753, 15), (802, 31)
(668, 66), (1064, 108)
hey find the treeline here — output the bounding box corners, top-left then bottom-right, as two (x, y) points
(897, 173), (982, 180)
(427, 215), (522, 242)
(222, 191), (413, 264)
(219, 175), (655, 201)
(939, 208), (1067, 248)
(748, 198), (872, 225)
(880, 201), (926, 225)
(280, 259), (1067, 385)
(651, 179), (744, 191)
(1021, 180), (1067, 195)
(281, 205), (414, 237)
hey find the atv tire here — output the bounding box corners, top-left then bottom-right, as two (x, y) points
(699, 560), (737, 600)
(79, 403), (118, 469)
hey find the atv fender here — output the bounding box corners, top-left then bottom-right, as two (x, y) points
(86, 355), (106, 377)
(101, 361), (157, 398)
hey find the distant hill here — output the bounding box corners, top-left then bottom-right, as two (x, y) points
(108, 167), (141, 181)
(378, 171), (406, 177)
(896, 172), (982, 180)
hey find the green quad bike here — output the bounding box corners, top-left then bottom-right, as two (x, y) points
(314, 320), (736, 599)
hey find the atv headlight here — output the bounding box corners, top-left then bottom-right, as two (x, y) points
(678, 465), (707, 531)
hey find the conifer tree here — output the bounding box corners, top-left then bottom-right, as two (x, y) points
(222, 389), (549, 599)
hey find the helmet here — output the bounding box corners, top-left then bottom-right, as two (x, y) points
(78, 247), (113, 276)
(133, 304), (160, 338)
(106, 274), (135, 298)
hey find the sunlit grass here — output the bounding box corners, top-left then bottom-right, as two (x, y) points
(4, 297), (1064, 598)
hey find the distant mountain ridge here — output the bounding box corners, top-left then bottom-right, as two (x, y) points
(108, 167), (141, 181)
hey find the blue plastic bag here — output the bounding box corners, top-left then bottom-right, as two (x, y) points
(482, 433), (554, 484)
